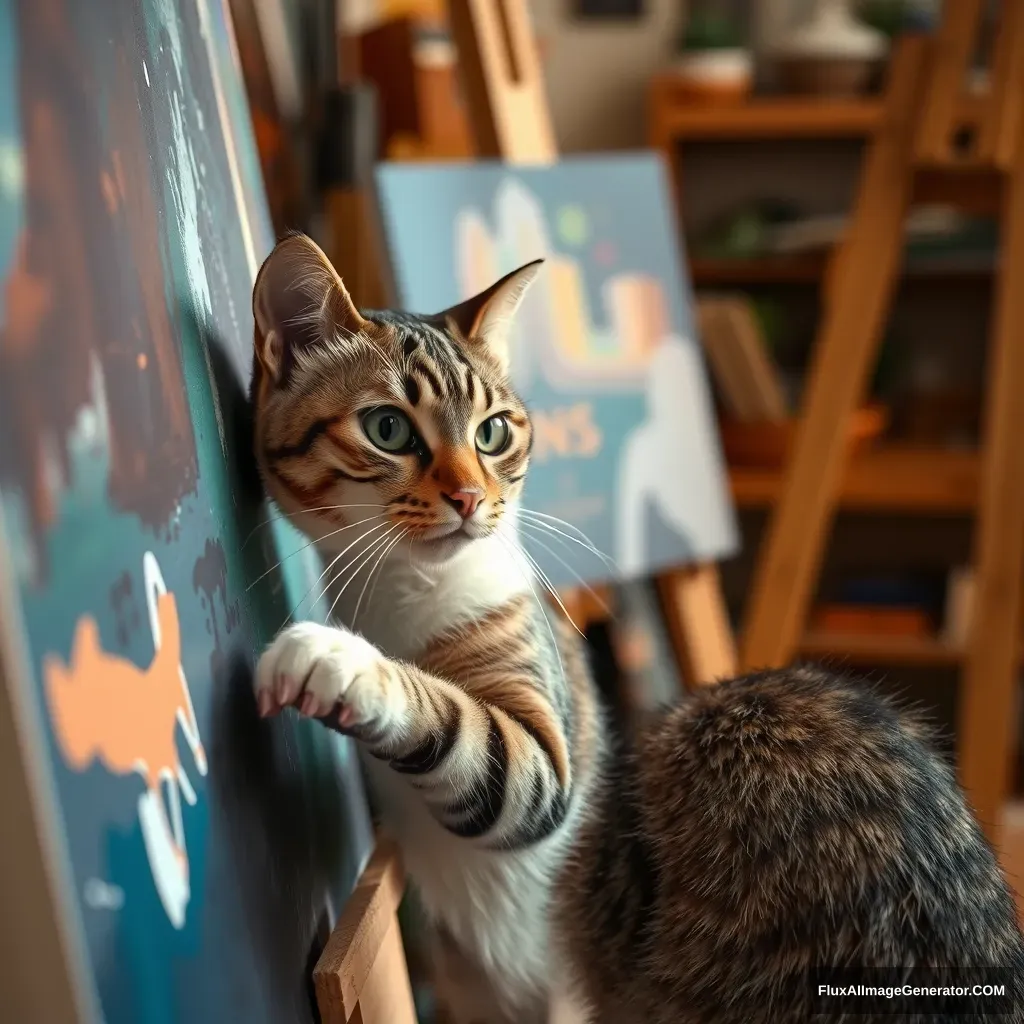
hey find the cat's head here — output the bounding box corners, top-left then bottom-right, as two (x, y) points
(251, 232), (540, 566)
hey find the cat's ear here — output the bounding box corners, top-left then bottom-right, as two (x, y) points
(252, 232), (368, 383)
(434, 260), (543, 371)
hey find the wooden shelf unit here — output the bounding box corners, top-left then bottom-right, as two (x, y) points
(656, 100), (986, 665)
(652, 93), (992, 667)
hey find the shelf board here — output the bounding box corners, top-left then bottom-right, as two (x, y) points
(692, 254), (824, 285)
(730, 444), (979, 513)
(691, 254), (996, 287)
(799, 631), (963, 667)
(652, 91), (884, 140)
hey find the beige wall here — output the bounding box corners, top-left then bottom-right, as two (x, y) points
(532, 0), (687, 152)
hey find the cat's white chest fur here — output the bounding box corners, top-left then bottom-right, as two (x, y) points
(328, 530), (531, 660)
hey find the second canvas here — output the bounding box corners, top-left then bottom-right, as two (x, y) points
(375, 154), (738, 587)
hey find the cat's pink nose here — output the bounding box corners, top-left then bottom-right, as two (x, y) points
(443, 489), (482, 519)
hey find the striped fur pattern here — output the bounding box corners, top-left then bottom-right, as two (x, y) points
(251, 235), (1024, 1023)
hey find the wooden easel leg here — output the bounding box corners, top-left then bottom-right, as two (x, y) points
(740, 37), (929, 670)
(958, 122), (1024, 845)
(657, 565), (736, 686)
(314, 840), (417, 1024)
(449, 0), (738, 699)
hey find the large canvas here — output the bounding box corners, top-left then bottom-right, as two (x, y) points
(375, 156), (739, 588)
(0, 2), (372, 1022)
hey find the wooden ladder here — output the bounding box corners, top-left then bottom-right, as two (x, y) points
(447, 0), (737, 689)
(742, 2), (1024, 845)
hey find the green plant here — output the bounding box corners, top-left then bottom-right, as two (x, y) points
(679, 8), (744, 51)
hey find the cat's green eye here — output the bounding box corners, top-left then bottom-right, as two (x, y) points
(475, 415), (510, 455)
(363, 406), (413, 452)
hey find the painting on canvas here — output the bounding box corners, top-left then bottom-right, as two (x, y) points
(374, 154), (739, 587)
(0, 2), (372, 1021)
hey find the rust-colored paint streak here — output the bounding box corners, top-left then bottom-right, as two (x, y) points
(2, 232), (52, 356)
(43, 592), (207, 793)
(105, 38), (197, 517)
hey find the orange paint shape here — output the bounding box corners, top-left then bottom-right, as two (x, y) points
(43, 591), (206, 793)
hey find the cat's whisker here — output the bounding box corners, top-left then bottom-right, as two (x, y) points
(352, 528), (408, 629)
(528, 564), (585, 639)
(516, 521), (617, 593)
(309, 526), (400, 621)
(503, 535), (585, 639)
(247, 513), (392, 593)
(518, 532), (612, 620)
(516, 509), (617, 571)
(308, 553), (386, 634)
(515, 514), (617, 574)
(370, 529), (409, 605)
(516, 516), (613, 576)
(280, 519), (395, 627)
(242, 503), (388, 549)
(496, 535), (569, 691)
(326, 526), (404, 623)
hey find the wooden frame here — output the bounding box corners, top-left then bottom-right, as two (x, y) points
(959, 27), (1024, 843)
(447, 0), (557, 165)
(447, 0), (737, 688)
(313, 840), (417, 1024)
(741, 5), (1024, 845)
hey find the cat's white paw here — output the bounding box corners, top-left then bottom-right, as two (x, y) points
(255, 621), (385, 727)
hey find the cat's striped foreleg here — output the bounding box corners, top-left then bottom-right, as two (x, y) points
(255, 621), (571, 849)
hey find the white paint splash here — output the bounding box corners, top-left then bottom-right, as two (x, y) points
(0, 139), (24, 202)
(84, 878), (125, 912)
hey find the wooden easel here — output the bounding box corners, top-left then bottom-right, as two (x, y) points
(446, 0), (737, 688)
(742, 4), (1024, 844)
(313, 841), (418, 1024)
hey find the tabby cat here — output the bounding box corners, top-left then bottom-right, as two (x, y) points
(250, 233), (1024, 1023)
